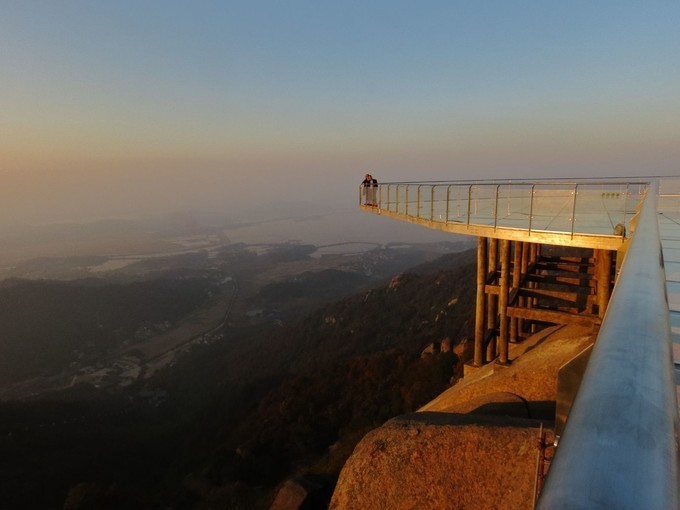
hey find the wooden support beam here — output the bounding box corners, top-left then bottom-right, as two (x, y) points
(532, 281), (595, 294)
(489, 285), (592, 301)
(539, 255), (593, 263)
(520, 288), (592, 302)
(506, 306), (600, 328)
(527, 274), (597, 287)
(485, 284), (500, 295)
(534, 261), (595, 274)
(532, 268), (595, 279)
(474, 237), (487, 367)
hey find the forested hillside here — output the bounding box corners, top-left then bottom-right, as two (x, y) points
(0, 249), (477, 509)
(0, 277), (215, 384)
(146, 248), (477, 508)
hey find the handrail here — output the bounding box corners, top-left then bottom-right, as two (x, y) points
(378, 178), (652, 186)
(536, 180), (679, 510)
(360, 180), (645, 241)
(570, 184), (578, 239)
(383, 175), (678, 184)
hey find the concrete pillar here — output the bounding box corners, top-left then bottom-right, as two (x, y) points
(499, 239), (511, 364)
(474, 237), (487, 366)
(486, 238), (498, 361)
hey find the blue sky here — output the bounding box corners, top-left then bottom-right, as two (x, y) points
(1, 1), (678, 224)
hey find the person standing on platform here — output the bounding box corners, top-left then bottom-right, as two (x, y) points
(361, 174), (378, 206)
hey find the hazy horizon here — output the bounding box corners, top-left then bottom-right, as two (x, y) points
(2, 2), (678, 228)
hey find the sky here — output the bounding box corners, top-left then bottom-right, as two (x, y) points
(1, 1), (679, 226)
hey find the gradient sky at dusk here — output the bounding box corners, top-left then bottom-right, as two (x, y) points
(1, 1), (679, 225)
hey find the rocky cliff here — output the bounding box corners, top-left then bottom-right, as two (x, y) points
(330, 324), (595, 510)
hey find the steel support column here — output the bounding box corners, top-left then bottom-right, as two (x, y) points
(486, 238), (498, 361)
(596, 249), (613, 319)
(499, 239), (511, 363)
(510, 241), (522, 343)
(474, 236), (487, 366)
(519, 241), (529, 334)
(529, 243), (539, 333)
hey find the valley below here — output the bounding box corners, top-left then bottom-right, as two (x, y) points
(0, 215), (477, 509)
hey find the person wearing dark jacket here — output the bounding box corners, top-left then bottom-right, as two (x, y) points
(361, 174), (378, 206)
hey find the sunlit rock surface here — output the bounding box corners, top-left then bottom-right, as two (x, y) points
(331, 324), (595, 510)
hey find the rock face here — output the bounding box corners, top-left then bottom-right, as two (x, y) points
(420, 342), (437, 358)
(330, 413), (542, 510)
(330, 324), (596, 510)
(388, 273), (405, 289)
(452, 336), (473, 362)
(440, 337), (452, 353)
(421, 324), (594, 415)
(269, 480), (310, 510)
(270, 475), (333, 510)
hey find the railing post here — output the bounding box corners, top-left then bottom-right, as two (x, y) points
(445, 185), (451, 223)
(415, 185), (419, 217)
(623, 183), (630, 236)
(528, 185), (535, 234)
(507, 184), (511, 217)
(467, 185), (473, 227)
(430, 186), (435, 221)
(405, 186), (409, 216)
(570, 184), (578, 239)
(395, 185), (399, 213)
(494, 184), (500, 230)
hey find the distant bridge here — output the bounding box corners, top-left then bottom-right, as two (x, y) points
(360, 177), (680, 509)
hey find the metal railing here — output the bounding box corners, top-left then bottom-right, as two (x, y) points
(360, 180), (648, 239)
(536, 181), (679, 510)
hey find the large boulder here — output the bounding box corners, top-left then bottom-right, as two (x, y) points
(330, 413), (542, 510)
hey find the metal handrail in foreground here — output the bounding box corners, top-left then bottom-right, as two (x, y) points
(536, 181), (679, 510)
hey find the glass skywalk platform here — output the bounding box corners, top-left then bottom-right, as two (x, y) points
(360, 180), (647, 250)
(360, 176), (680, 364)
